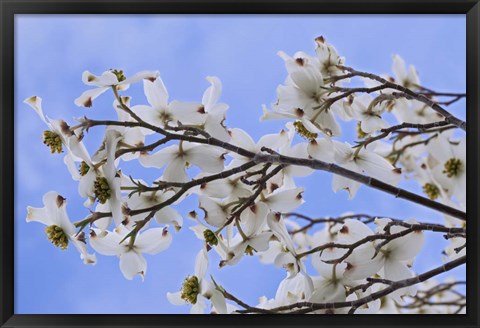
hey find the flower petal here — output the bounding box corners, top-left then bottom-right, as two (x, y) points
(194, 247), (208, 280)
(167, 291), (187, 305)
(202, 76), (222, 110)
(135, 227), (172, 255)
(24, 96), (47, 124)
(264, 187), (304, 212)
(89, 229), (124, 256)
(144, 77), (168, 109)
(119, 250), (147, 280)
(74, 86), (109, 107)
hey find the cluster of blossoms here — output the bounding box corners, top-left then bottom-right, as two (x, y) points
(25, 36), (466, 314)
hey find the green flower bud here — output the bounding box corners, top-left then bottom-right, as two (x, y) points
(181, 275), (200, 304)
(42, 130), (63, 154)
(94, 176), (111, 204)
(356, 121), (367, 139)
(443, 158), (463, 178)
(45, 225), (69, 250)
(244, 245), (256, 256)
(422, 183), (440, 200)
(203, 229), (218, 246)
(111, 69), (126, 82)
(293, 121), (318, 141)
(79, 161), (90, 176)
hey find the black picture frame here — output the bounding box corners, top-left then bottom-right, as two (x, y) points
(1, 0), (478, 327)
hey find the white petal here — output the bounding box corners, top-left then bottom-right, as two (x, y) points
(392, 55), (407, 83)
(78, 170), (96, 198)
(202, 76), (222, 110)
(26, 206), (52, 226)
(119, 251), (147, 280)
(198, 196), (228, 228)
(229, 128), (256, 153)
(387, 228), (425, 261)
(257, 131), (289, 152)
(204, 112), (230, 141)
(290, 67), (323, 96)
(63, 152), (81, 181)
(139, 144), (178, 168)
(337, 219), (374, 243)
(248, 232), (274, 253)
(89, 229), (124, 256)
(74, 87), (109, 107)
(55, 199), (75, 236)
(190, 296), (206, 314)
(310, 279), (346, 303)
(107, 178), (125, 227)
(169, 101), (206, 125)
(67, 138), (92, 165)
(163, 157), (188, 183)
(311, 109), (341, 137)
(120, 70), (160, 85)
(332, 173), (362, 199)
(135, 227), (172, 255)
(144, 77), (168, 109)
(264, 187), (304, 212)
(361, 116), (389, 134)
(24, 96), (47, 124)
(267, 213), (295, 252)
(82, 70), (117, 87)
(383, 260), (416, 302)
(185, 145), (225, 173)
(240, 202), (269, 237)
(131, 104), (165, 128)
(358, 151), (401, 186)
(307, 138), (334, 163)
(196, 175), (233, 198)
(210, 290), (227, 314)
(155, 207), (183, 230)
(167, 291), (187, 305)
(70, 238), (97, 265)
(343, 245), (384, 281)
(194, 247), (208, 279)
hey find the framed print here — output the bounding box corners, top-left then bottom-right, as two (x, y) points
(1, 1), (479, 327)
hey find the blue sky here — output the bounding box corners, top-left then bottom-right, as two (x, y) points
(14, 15), (466, 314)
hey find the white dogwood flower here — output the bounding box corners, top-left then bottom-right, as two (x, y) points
(74, 69), (159, 107)
(167, 247), (227, 314)
(90, 225), (172, 281)
(131, 75), (206, 129)
(392, 55), (420, 90)
(340, 218), (424, 303)
(344, 94), (389, 134)
(262, 51), (341, 136)
(139, 143), (225, 183)
(332, 141), (401, 199)
(26, 191), (96, 265)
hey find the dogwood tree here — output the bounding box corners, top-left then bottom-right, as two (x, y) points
(25, 36), (466, 314)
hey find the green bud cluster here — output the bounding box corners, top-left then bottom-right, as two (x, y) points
(293, 121), (318, 141)
(244, 245), (256, 256)
(422, 183), (440, 200)
(203, 229), (218, 246)
(356, 121), (367, 139)
(111, 69), (126, 82)
(45, 225), (69, 250)
(443, 158), (463, 178)
(43, 130), (63, 154)
(181, 276), (200, 304)
(79, 161), (90, 176)
(94, 176), (111, 204)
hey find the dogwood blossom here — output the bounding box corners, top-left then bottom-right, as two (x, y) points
(167, 247), (227, 314)
(26, 191), (96, 264)
(90, 225), (172, 280)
